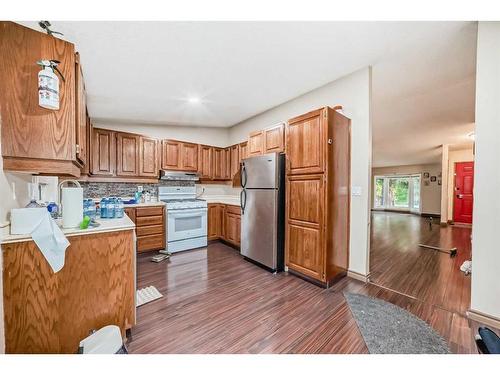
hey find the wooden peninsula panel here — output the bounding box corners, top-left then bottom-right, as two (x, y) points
(2, 230), (135, 353)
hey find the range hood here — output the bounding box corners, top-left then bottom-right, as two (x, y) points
(160, 170), (200, 181)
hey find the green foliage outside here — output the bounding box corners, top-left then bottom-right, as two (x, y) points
(389, 178), (409, 206)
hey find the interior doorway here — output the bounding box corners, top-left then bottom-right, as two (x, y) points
(453, 161), (474, 224)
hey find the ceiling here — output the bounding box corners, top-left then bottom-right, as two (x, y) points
(19, 21), (477, 167)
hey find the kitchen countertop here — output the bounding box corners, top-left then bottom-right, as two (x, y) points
(200, 195), (241, 206)
(1, 215), (136, 245)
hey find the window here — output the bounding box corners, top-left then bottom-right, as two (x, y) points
(373, 174), (421, 212)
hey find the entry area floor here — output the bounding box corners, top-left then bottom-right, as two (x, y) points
(369, 211), (472, 315)
(128, 240), (482, 354)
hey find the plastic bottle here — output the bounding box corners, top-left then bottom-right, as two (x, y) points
(108, 197), (116, 218)
(88, 199), (96, 220)
(116, 198), (124, 218)
(83, 199), (89, 219)
(100, 197), (108, 218)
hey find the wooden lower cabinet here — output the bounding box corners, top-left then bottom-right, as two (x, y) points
(285, 107), (351, 287)
(207, 203), (240, 247)
(1, 230), (135, 353)
(125, 205), (166, 252)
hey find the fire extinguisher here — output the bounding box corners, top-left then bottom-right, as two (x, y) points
(36, 59), (65, 110)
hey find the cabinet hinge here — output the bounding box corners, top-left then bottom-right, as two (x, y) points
(76, 144), (81, 154)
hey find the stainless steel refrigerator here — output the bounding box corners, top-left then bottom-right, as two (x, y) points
(240, 152), (285, 272)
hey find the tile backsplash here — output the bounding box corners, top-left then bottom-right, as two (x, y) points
(81, 180), (194, 198)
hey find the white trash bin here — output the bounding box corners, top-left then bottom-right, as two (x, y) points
(78, 325), (128, 354)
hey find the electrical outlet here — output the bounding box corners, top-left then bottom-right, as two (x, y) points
(137, 185), (143, 192)
(11, 182), (16, 201)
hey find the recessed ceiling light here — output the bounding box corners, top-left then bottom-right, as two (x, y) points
(187, 97), (201, 104)
(467, 132), (475, 140)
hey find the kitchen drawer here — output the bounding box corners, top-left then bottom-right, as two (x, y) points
(225, 204), (241, 215)
(136, 206), (164, 217)
(136, 215), (163, 227)
(136, 224), (164, 237)
(137, 234), (165, 252)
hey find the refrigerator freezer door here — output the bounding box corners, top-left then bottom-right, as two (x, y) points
(241, 189), (277, 270)
(242, 153), (277, 189)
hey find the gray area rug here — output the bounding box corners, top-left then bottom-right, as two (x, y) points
(344, 293), (450, 354)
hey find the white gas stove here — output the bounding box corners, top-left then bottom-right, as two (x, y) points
(158, 186), (207, 253)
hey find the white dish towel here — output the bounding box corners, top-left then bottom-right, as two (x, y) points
(30, 210), (70, 273)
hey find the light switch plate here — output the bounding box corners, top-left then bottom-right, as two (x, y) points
(352, 186), (362, 196)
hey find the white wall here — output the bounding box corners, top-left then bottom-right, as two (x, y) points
(93, 121), (230, 148)
(471, 22), (500, 320)
(228, 67), (373, 276)
(372, 163), (442, 215)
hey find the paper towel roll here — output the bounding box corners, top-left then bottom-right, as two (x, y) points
(61, 187), (83, 228)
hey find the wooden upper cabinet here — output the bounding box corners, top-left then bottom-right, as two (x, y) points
(0, 22), (79, 176)
(239, 141), (248, 162)
(223, 148), (231, 180)
(286, 108), (325, 175)
(80, 113), (91, 176)
(198, 145), (213, 179)
(75, 52), (87, 167)
(212, 147), (225, 180)
(161, 140), (181, 170)
(181, 142), (198, 171)
(264, 123), (285, 153)
(248, 130), (264, 156)
(230, 145), (240, 178)
(139, 137), (158, 177)
(116, 132), (140, 177)
(90, 128), (115, 176)
(161, 140), (198, 171)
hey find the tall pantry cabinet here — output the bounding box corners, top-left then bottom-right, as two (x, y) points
(285, 106), (351, 287)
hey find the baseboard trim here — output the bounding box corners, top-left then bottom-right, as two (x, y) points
(467, 309), (500, 329)
(347, 270), (370, 283)
(421, 213), (441, 219)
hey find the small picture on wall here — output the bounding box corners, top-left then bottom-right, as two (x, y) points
(438, 180), (442, 185)
(423, 172), (430, 178)
(424, 180), (430, 186)
(430, 176), (437, 182)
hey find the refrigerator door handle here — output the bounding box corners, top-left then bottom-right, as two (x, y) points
(240, 189), (247, 214)
(241, 163), (247, 188)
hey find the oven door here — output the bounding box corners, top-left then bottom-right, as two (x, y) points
(167, 208), (207, 242)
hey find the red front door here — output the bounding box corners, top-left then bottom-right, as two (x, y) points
(453, 161), (474, 224)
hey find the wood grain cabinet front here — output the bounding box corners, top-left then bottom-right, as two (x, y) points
(198, 145), (213, 179)
(139, 137), (158, 177)
(161, 140), (198, 172)
(116, 132), (140, 177)
(264, 123), (285, 153)
(0, 22), (80, 177)
(207, 203), (240, 247)
(1, 230), (136, 353)
(126, 205), (166, 253)
(212, 148), (225, 180)
(285, 107), (351, 287)
(248, 130), (264, 156)
(90, 128), (116, 176)
(75, 52), (88, 168)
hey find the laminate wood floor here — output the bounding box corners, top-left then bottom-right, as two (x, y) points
(369, 211), (472, 315)
(128, 239), (482, 354)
